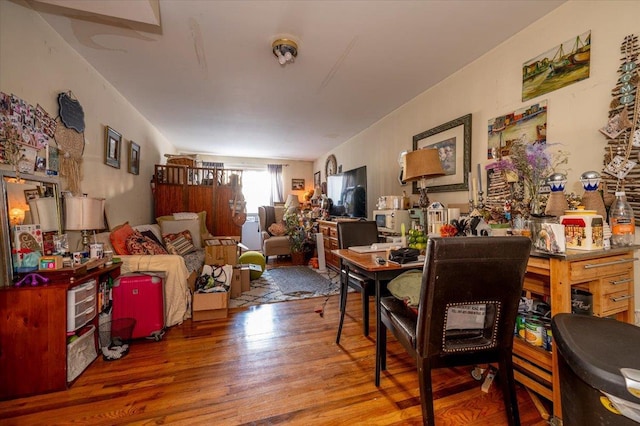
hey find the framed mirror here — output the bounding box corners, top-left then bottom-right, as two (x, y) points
(0, 170), (62, 287)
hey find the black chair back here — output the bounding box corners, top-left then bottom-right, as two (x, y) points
(417, 236), (531, 366)
(336, 220), (379, 249)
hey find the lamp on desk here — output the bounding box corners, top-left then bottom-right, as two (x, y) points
(284, 194), (300, 213)
(403, 148), (445, 209)
(64, 196), (105, 250)
(28, 197), (60, 232)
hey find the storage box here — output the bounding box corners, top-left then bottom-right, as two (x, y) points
(239, 265), (252, 293)
(67, 325), (97, 382)
(204, 237), (239, 266)
(192, 290), (230, 321)
(230, 265), (251, 296)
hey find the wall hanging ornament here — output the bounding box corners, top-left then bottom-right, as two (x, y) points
(54, 91), (85, 195)
(601, 34), (640, 221)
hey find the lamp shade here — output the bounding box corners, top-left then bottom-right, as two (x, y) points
(28, 197), (59, 232)
(284, 194), (300, 209)
(64, 197), (105, 231)
(403, 148), (446, 182)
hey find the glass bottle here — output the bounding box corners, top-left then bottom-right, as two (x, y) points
(610, 191), (635, 247)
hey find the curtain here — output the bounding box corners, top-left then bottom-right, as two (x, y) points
(268, 164), (283, 205)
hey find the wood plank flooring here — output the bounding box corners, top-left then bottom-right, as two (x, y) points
(0, 290), (549, 425)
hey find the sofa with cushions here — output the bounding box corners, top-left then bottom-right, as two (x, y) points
(94, 211), (211, 327)
(258, 205), (291, 261)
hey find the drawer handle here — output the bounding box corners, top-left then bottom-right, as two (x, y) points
(583, 257), (637, 269)
(609, 278), (633, 285)
(611, 295), (633, 302)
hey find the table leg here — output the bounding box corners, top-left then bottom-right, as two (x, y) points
(335, 263), (350, 344)
(375, 274), (382, 386)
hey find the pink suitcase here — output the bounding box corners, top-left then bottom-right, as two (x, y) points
(112, 273), (165, 341)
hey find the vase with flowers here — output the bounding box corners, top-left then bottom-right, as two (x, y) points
(284, 210), (314, 264)
(492, 136), (568, 218)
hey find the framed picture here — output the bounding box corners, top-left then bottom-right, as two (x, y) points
(412, 113), (472, 193)
(24, 189), (39, 203)
(292, 178), (305, 191)
(128, 141), (140, 175)
(105, 126), (121, 168)
(314, 171), (321, 187)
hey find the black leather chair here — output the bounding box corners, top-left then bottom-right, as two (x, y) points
(377, 236), (531, 426)
(335, 220), (380, 344)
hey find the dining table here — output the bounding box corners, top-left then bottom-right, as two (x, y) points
(332, 248), (424, 386)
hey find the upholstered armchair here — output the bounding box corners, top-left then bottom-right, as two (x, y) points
(258, 205), (291, 261)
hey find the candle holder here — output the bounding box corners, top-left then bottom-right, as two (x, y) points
(477, 190), (484, 210)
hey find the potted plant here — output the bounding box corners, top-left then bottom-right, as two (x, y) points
(284, 210), (312, 265)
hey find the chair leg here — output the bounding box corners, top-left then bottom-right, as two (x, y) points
(375, 319), (387, 386)
(417, 357), (436, 426)
(498, 354), (521, 426)
(361, 289), (369, 337)
(335, 267), (350, 344)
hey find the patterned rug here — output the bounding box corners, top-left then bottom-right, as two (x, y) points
(229, 266), (342, 308)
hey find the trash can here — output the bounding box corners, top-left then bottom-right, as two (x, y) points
(99, 317), (136, 361)
(552, 313), (640, 425)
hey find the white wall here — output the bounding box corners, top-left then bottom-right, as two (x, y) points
(314, 0), (640, 309)
(0, 0), (175, 227)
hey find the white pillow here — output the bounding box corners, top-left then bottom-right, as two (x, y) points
(160, 219), (202, 248)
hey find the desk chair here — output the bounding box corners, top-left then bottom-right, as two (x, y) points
(335, 220), (379, 344)
(377, 236), (531, 426)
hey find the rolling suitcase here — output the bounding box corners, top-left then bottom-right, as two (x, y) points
(112, 273), (165, 341)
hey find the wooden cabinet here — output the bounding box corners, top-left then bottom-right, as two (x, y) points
(515, 247), (637, 421)
(0, 263), (121, 400)
(318, 220), (340, 271)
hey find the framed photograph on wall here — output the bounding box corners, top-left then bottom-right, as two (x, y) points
(292, 178), (305, 190)
(412, 113), (472, 193)
(105, 126), (122, 169)
(24, 189), (39, 203)
(314, 171), (321, 187)
(128, 141), (140, 175)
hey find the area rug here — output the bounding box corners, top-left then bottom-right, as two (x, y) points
(228, 266), (342, 308)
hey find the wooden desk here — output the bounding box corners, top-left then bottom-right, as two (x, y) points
(332, 248), (423, 386)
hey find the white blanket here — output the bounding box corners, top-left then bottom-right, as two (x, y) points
(118, 255), (191, 327)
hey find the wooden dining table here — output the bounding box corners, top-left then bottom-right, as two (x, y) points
(332, 248), (424, 386)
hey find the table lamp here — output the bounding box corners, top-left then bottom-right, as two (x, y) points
(403, 148), (446, 209)
(64, 196), (105, 250)
(28, 197), (60, 232)
(284, 194), (300, 213)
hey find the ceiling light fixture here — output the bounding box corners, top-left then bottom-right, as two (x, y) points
(272, 38), (298, 65)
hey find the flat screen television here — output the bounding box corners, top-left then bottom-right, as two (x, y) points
(326, 166), (367, 218)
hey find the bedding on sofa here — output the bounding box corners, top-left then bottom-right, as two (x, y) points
(94, 217), (209, 327)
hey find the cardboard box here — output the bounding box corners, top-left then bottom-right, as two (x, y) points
(231, 265), (251, 296)
(192, 290), (230, 321)
(204, 237), (238, 266)
(239, 265), (252, 293)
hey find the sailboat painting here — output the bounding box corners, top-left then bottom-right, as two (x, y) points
(522, 30), (591, 102)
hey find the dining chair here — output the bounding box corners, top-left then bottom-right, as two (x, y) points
(377, 236), (531, 426)
(335, 220), (380, 344)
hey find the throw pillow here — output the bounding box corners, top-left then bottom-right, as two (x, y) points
(140, 229), (164, 248)
(125, 231), (168, 255)
(156, 211), (209, 242)
(268, 222), (286, 236)
(110, 222), (136, 255)
(387, 269), (422, 308)
(163, 230), (196, 256)
(160, 218), (202, 248)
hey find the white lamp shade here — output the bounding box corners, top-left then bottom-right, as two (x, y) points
(28, 197), (59, 232)
(64, 197), (105, 231)
(284, 194), (300, 209)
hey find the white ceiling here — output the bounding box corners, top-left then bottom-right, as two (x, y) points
(29, 0), (565, 161)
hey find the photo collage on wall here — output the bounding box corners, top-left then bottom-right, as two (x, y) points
(0, 92), (58, 175)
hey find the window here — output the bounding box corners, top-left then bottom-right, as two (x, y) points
(242, 170), (271, 214)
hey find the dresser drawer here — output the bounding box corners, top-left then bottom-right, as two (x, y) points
(569, 254), (635, 282)
(594, 289), (633, 317)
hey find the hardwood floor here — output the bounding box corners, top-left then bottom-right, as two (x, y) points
(0, 286), (550, 425)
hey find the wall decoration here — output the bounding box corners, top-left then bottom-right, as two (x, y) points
(601, 34), (640, 219)
(522, 30), (591, 102)
(325, 154), (337, 177)
(128, 141), (140, 175)
(314, 171), (321, 187)
(46, 144), (59, 175)
(412, 113), (472, 193)
(292, 178), (305, 190)
(487, 100), (547, 160)
(57, 92), (85, 133)
(105, 126), (121, 169)
(23, 189), (39, 202)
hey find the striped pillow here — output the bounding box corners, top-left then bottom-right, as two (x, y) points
(163, 230), (196, 256)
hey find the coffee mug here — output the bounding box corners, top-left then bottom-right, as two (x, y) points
(90, 243), (104, 259)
